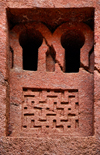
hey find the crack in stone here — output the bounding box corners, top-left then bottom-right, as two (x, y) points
(55, 59), (63, 71)
(94, 66), (100, 73)
(80, 62), (93, 74)
(44, 37), (63, 71)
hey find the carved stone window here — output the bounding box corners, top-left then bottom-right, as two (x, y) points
(61, 29), (85, 72)
(7, 8), (94, 137)
(19, 29), (43, 71)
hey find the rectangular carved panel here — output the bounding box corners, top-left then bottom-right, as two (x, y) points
(22, 88), (79, 133)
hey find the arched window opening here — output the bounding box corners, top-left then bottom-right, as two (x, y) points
(61, 29), (85, 73)
(19, 29), (43, 71)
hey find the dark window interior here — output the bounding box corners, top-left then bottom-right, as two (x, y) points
(19, 29), (43, 71)
(61, 29), (85, 73)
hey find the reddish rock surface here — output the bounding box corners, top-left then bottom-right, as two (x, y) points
(0, 0), (100, 154)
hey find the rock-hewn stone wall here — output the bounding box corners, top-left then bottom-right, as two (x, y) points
(0, 1), (100, 154)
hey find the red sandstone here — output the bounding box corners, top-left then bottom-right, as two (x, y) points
(0, 1), (100, 154)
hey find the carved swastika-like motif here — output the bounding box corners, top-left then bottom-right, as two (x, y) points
(22, 88), (79, 133)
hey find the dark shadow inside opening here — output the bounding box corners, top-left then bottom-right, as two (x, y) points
(19, 29), (43, 71)
(61, 29), (85, 73)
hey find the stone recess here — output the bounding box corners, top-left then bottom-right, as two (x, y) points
(0, 0), (100, 154)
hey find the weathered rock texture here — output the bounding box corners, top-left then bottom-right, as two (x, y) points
(0, 0), (100, 154)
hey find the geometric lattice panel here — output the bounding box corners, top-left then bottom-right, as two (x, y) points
(22, 88), (79, 133)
